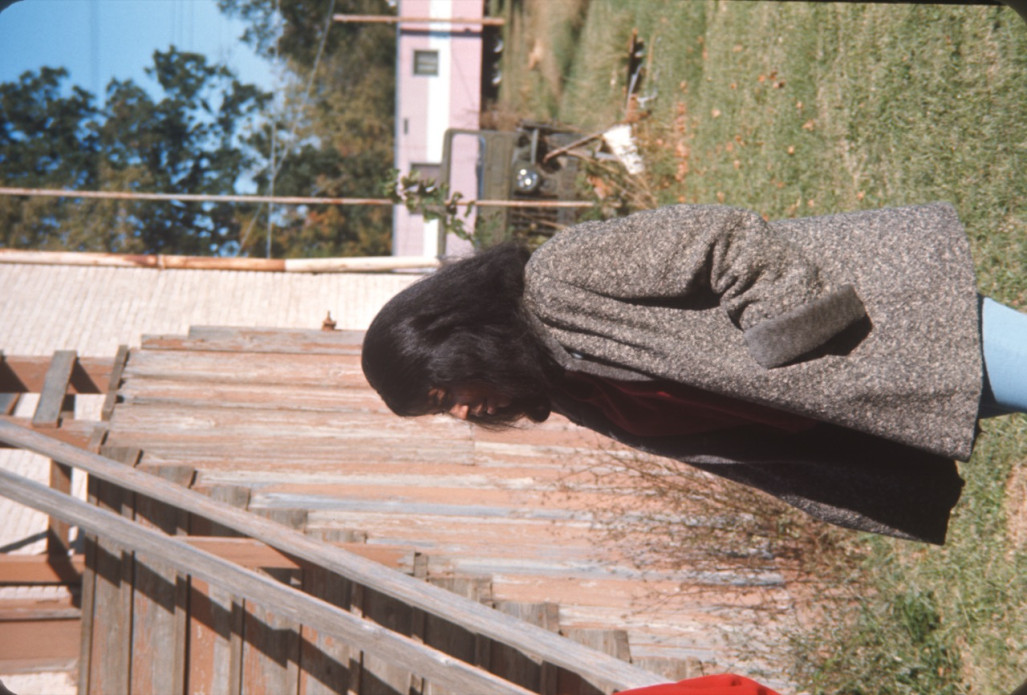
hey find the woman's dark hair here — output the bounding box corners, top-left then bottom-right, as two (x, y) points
(361, 243), (557, 426)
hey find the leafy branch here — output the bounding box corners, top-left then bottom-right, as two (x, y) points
(382, 169), (476, 243)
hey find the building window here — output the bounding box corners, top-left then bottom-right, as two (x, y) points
(413, 50), (439, 76)
(410, 162), (441, 185)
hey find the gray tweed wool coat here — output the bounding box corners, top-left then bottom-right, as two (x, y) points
(522, 203), (982, 544)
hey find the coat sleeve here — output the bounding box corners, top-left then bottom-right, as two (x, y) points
(528, 205), (866, 368)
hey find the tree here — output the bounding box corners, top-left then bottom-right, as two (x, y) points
(98, 49), (270, 254)
(217, 0), (395, 257)
(2, 0), (397, 257)
(0, 49), (269, 255)
(0, 67), (101, 249)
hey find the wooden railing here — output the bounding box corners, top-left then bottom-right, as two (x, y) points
(0, 416), (666, 694)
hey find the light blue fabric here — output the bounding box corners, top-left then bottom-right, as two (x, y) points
(979, 297), (1027, 417)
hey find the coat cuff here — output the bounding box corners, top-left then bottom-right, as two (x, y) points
(743, 285), (866, 368)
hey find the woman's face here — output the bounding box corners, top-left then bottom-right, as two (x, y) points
(428, 383), (512, 420)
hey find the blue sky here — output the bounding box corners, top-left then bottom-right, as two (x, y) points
(0, 0), (276, 97)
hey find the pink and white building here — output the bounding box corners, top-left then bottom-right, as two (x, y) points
(393, 0), (485, 258)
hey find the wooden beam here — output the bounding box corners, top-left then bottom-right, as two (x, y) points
(0, 355), (112, 394)
(0, 554), (84, 584)
(0, 419), (666, 693)
(0, 597), (80, 621)
(101, 345), (129, 421)
(31, 351), (76, 427)
(29, 352), (78, 558)
(0, 618), (80, 674)
(0, 466), (540, 695)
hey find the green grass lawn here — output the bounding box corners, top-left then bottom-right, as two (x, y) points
(496, 1), (1027, 692)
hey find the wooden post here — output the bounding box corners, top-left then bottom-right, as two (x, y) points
(131, 464), (195, 695)
(83, 446), (140, 695)
(187, 485), (251, 695)
(33, 350), (77, 559)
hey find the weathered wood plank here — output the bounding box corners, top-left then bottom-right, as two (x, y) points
(488, 602), (560, 693)
(122, 350), (366, 389)
(32, 350), (76, 427)
(152, 455), (597, 485)
(0, 420), (667, 693)
(561, 629), (632, 663)
(104, 402), (583, 452)
(78, 499), (99, 694)
(360, 586), (418, 695)
(630, 657), (705, 685)
(246, 505), (306, 694)
(103, 430), (477, 465)
(86, 446), (138, 695)
(190, 484), (251, 538)
(116, 379), (384, 413)
(105, 406), (471, 442)
(130, 465), (193, 695)
(298, 567), (356, 695)
(242, 568), (302, 695)
(130, 556), (181, 695)
(139, 326), (364, 355)
(422, 576), (493, 695)
(101, 345), (130, 421)
(187, 578), (245, 695)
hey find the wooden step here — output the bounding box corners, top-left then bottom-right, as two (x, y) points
(0, 598), (80, 675)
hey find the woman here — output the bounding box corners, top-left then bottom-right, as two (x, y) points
(362, 203), (1026, 544)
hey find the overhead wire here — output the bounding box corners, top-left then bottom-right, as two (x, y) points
(89, 0), (100, 95)
(241, 0), (338, 257)
(266, 0), (279, 258)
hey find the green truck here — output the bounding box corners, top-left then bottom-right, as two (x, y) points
(439, 123), (584, 251)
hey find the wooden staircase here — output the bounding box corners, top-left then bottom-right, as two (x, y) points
(0, 327), (793, 692)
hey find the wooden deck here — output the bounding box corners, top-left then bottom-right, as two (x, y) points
(109, 328), (793, 669)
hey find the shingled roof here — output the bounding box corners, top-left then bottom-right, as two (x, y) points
(0, 257), (419, 356)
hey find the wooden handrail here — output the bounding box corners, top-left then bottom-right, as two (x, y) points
(0, 419), (665, 692)
(0, 465), (537, 695)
